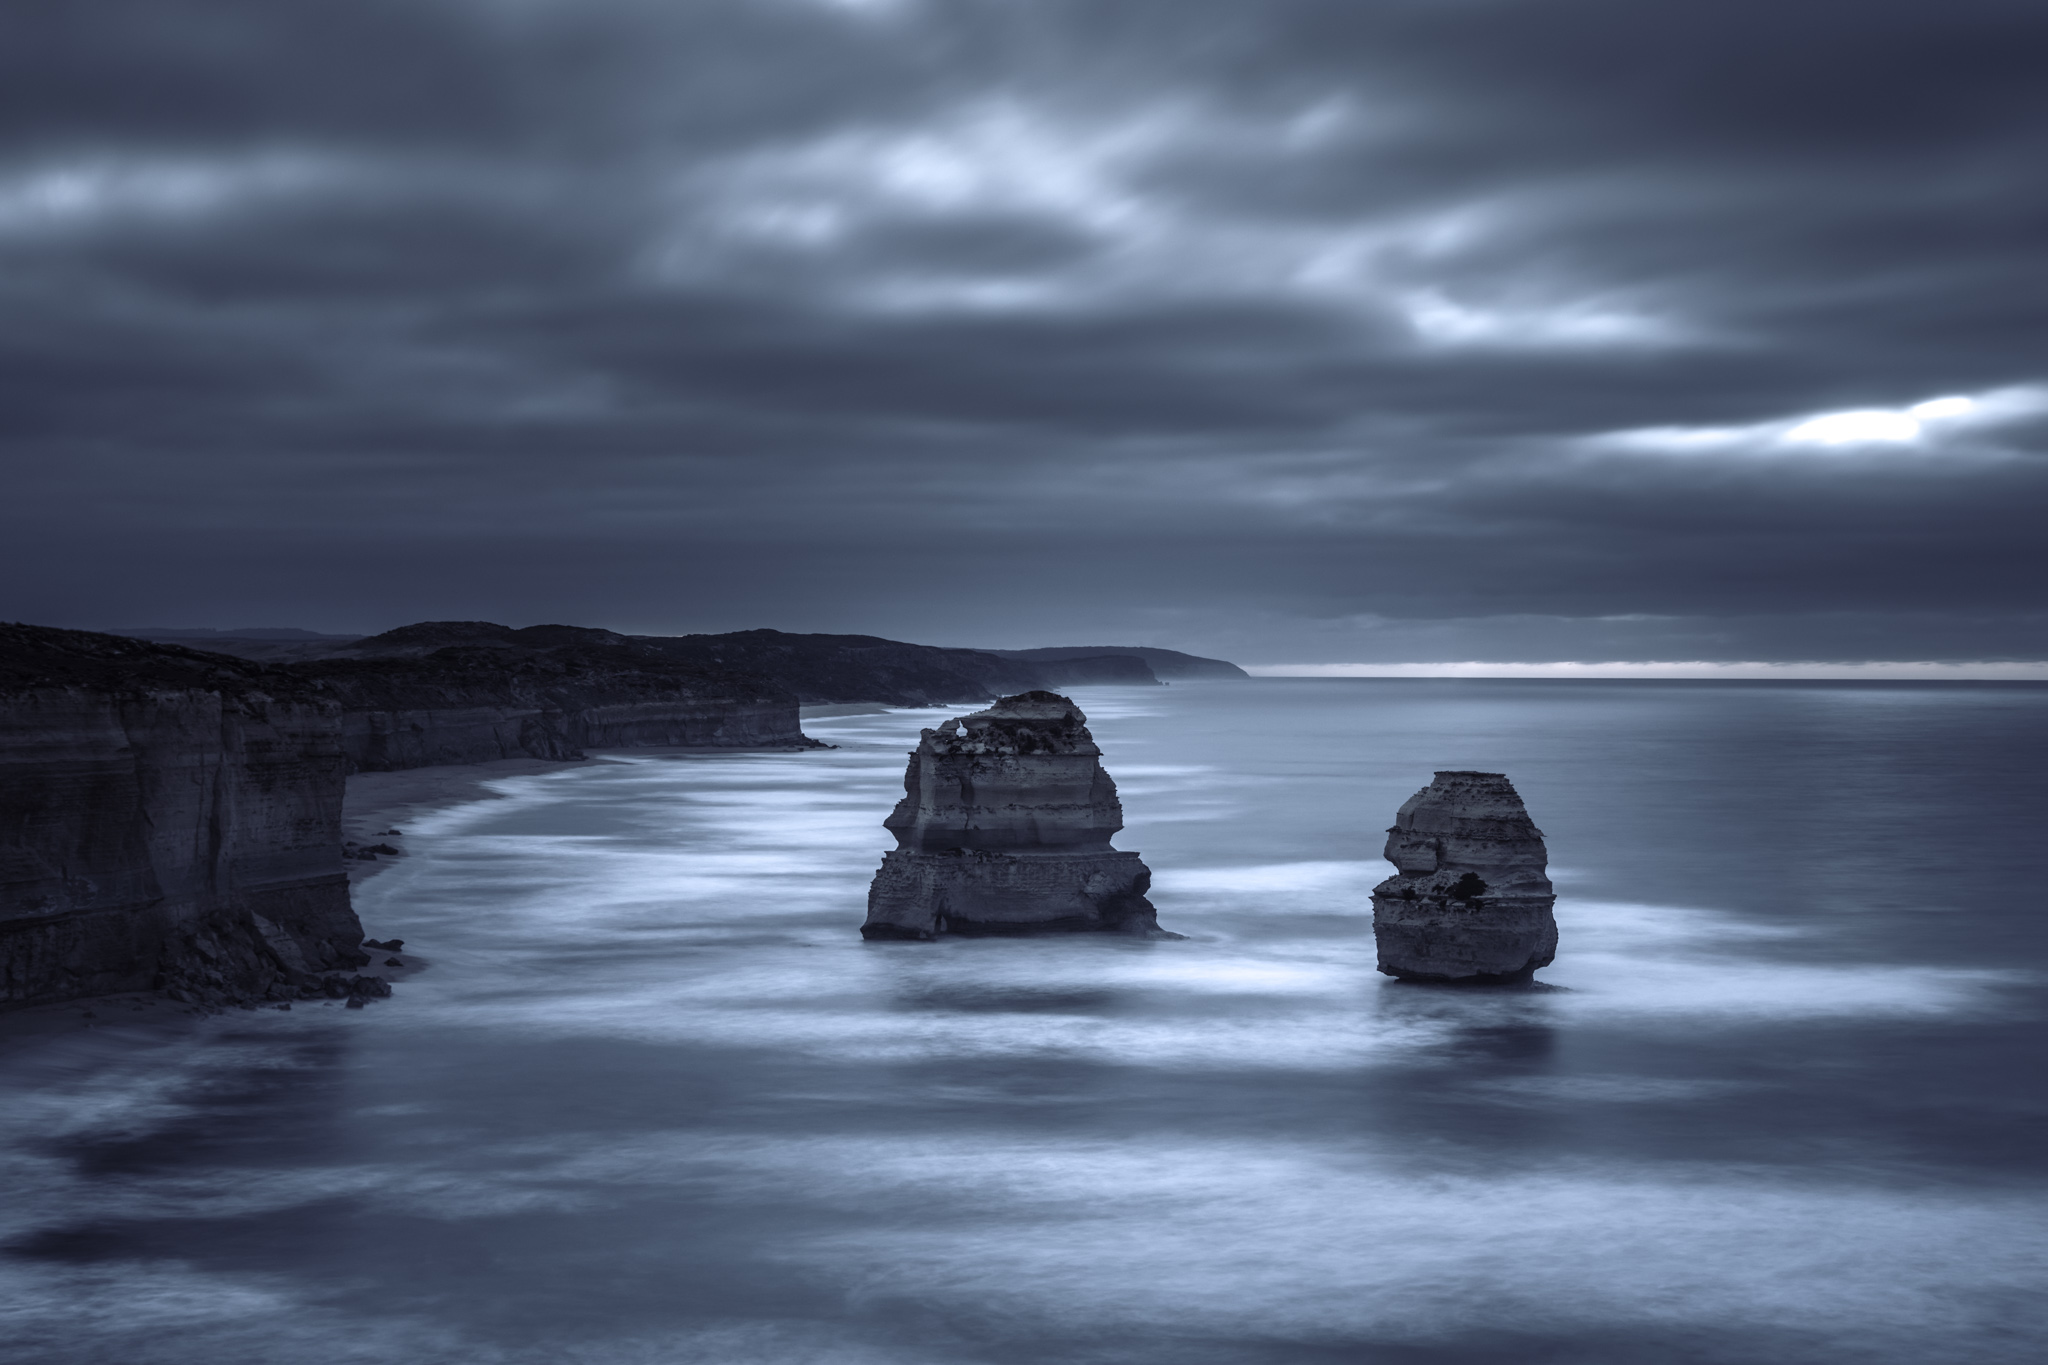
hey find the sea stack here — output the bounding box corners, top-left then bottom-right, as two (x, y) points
(1370, 771), (1556, 982)
(862, 691), (1164, 940)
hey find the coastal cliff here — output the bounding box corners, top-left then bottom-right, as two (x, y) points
(1369, 771), (1557, 982)
(286, 623), (811, 771)
(863, 691), (1164, 940)
(984, 645), (1249, 680)
(119, 625), (1237, 707)
(632, 630), (1159, 705)
(1, 625), (369, 1009)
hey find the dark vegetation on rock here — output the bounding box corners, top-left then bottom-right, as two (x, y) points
(1369, 771), (1558, 983)
(863, 691), (1167, 940)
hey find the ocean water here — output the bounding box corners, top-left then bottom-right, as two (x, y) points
(4, 679), (2047, 1364)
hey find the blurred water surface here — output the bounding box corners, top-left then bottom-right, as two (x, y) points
(4, 679), (2047, 1364)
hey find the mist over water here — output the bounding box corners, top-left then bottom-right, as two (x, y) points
(5, 680), (2046, 1364)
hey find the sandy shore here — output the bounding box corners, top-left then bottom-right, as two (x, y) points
(1, 758), (598, 1042)
(343, 755), (607, 886)
(344, 745), (828, 883)
(5, 745), (840, 1042)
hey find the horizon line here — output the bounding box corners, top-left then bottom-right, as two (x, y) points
(1243, 661), (2048, 680)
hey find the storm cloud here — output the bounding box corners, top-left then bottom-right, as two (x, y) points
(4, 0), (2044, 661)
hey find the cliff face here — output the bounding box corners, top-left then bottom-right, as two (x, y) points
(1, 625), (368, 1009)
(986, 645), (1250, 680)
(863, 691), (1164, 940)
(1369, 771), (1557, 983)
(112, 624), (1240, 705)
(286, 624), (811, 771)
(631, 630), (1160, 705)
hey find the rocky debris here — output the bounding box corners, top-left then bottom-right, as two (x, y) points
(1369, 771), (1557, 983)
(863, 691), (1167, 940)
(363, 938), (404, 951)
(2, 624), (370, 1009)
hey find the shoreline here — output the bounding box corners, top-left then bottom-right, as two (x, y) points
(5, 744), (838, 1043)
(2, 759), (605, 1042)
(343, 755), (609, 887)
(345, 743), (836, 882)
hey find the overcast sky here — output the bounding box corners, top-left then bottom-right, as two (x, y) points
(4, 0), (2044, 663)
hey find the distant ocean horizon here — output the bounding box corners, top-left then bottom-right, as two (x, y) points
(5, 678), (2045, 1363)
(1247, 661), (2048, 678)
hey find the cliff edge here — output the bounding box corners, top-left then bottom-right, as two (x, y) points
(287, 622), (812, 771)
(1, 625), (370, 1009)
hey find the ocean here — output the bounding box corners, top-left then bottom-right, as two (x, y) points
(4, 679), (2046, 1364)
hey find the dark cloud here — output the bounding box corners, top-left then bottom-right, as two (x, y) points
(3, 0), (2045, 661)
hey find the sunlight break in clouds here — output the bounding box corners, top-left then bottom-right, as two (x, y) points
(1593, 385), (2048, 458)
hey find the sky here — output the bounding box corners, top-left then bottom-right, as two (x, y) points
(3, 0), (2045, 667)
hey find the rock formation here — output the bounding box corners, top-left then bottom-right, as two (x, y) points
(115, 624), (1257, 706)
(862, 691), (1165, 939)
(1369, 771), (1557, 983)
(632, 630), (1160, 705)
(985, 645), (1250, 680)
(1, 625), (371, 1008)
(284, 623), (813, 770)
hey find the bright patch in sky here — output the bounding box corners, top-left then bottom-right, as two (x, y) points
(1783, 409), (1923, 445)
(1783, 396), (1976, 446)
(1597, 387), (2041, 458)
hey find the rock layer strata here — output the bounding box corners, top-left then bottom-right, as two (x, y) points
(287, 622), (812, 770)
(863, 691), (1163, 939)
(1369, 770), (1557, 982)
(1, 625), (370, 1008)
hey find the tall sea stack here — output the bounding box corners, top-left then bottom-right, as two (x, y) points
(1370, 771), (1556, 982)
(862, 691), (1164, 940)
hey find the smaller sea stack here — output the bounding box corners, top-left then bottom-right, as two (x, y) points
(862, 691), (1164, 940)
(1370, 771), (1556, 983)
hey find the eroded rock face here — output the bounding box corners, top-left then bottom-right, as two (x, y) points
(862, 691), (1163, 939)
(288, 625), (814, 770)
(1370, 771), (1556, 982)
(1, 625), (370, 1008)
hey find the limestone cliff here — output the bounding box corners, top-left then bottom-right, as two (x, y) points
(863, 691), (1164, 940)
(1369, 771), (1557, 982)
(1, 625), (369, 1009)
(632, 630), (1160, 706)
(117, 625), (1218, 706)
(984, 645), (1250, 680)
(286, 623), (811, 771)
